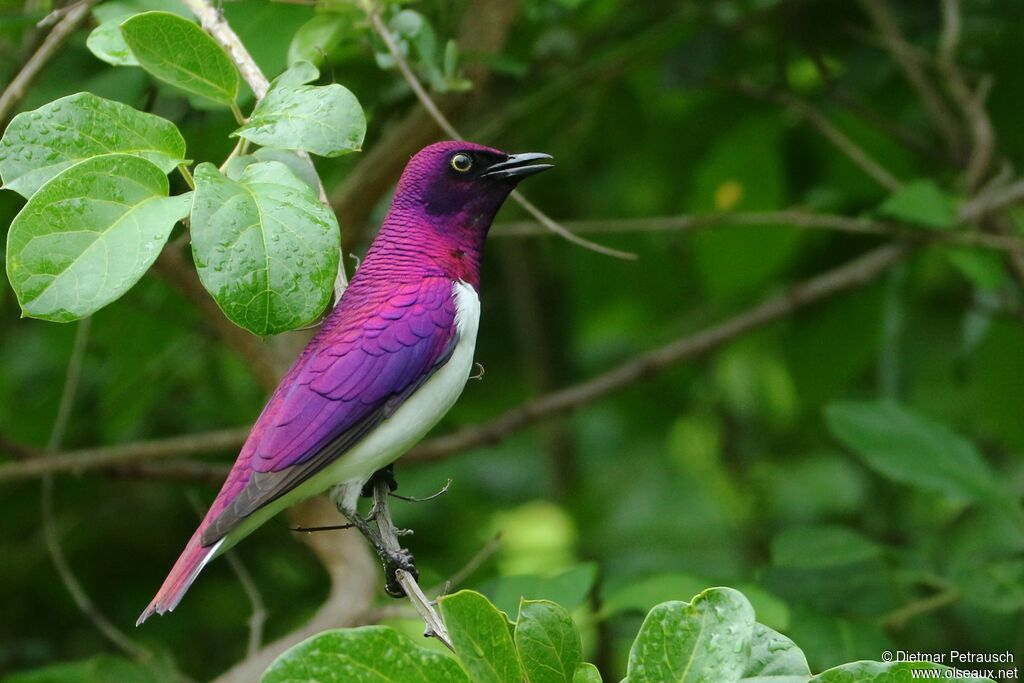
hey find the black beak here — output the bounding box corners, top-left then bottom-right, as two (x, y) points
(480, 152), (554, 180)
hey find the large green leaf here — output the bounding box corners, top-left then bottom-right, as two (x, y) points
(812, 661), (991, 682)
(190, 161), (339, 336)
(233, 62), (365, 157)
(120, 11), (239, 105)
(5, 154), (190, 322)
(740, 624), (811, 683)
(627, 587), (756, 683)
(0, 92), (186, 197)
(259, 626), (469, 683)
(824, 400), (1008, 504)
(877, 180), (958, 230)
(438, 590), (524, 683)
(514, 600), (583, 683)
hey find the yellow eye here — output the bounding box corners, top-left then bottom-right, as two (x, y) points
(450, 153), (473, 173)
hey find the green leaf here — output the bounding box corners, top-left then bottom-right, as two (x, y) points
(0, 92), (186, 197)
(271, 60), (320, 88)
(877, 179), (958, 230)
(120, 11), (239, 105)
(824, 400), (1007, 504)
(288, 15), (348, 67)
(740, 624), (811, 683)
(259, 625), (469, 683)
(600, 572), (709, 618)
(233, 63), (365, 157)
(771, 526), (883, 569)
(1, 653), (178, 683)
(944, 247), (1007, 291)
(86, 20), (139, 66)
(487, 563), (598, 616)
(190, 161), (339, 336)
(438, 590), (524, 683)
(811, 661), (990, 683)
(627, 587), (756, 683)
(514, 600), (583, 683)
(6, 154), (190, 322)
(572, 664), (602, 683)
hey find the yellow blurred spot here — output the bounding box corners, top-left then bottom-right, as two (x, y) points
(715, 180), (744, 210)
(489, 500), (576, 575)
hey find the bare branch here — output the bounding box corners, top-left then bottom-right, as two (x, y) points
(360, 0), (636, 261)
(857, 0), (964, 158)
(938, 0), (996, 191)
(0, 0), (99, 126)
(735, 81), (902, 192)
(492, 210), (1024, 252)
(0, 427), (250, 482)
(406, 243), (909, 463)
(41, 319), (150, 661)
(366, 478), (453, 649)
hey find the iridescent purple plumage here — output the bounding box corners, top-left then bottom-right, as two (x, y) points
(139, 141), (552, 623)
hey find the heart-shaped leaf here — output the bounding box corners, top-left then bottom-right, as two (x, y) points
(6, 154), (190, 322)
(190, 161), (339, 336)
(627, 587), (756, 683)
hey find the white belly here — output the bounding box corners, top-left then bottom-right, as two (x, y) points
(218, 280), (480, 553)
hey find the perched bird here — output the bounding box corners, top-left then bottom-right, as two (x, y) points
(138, 141), (552, 624)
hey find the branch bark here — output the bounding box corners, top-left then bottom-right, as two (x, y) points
(0, 0), (99, 127)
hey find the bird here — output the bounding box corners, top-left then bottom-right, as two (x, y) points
(137, 141), (553, 625)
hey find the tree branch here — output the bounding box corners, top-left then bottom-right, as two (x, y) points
(734, 81), (902, 192)
(41, 319), (150, 661)
(492, 210), (1023, 252)
(0, 427), (250, 482)
(857, 0), (964, 159)
(405, 243), (909, 463)
(0, 0), (99, 127)
(178, 0), (338, 268)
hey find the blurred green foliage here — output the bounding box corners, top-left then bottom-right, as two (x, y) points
(1, 0), (1023, 680)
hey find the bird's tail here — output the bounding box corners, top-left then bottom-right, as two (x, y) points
(136, 529), (223, 626)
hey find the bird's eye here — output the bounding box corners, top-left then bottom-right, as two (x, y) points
(450, 153), (473, 173)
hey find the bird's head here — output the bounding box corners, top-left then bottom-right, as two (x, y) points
(393, 140), (553, 230)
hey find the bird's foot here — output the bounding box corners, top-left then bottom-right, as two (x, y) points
(382, 547), (419, 598)
(361, 464), (398, 497)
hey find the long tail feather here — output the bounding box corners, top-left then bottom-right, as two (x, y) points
(136, 531), (223, 626)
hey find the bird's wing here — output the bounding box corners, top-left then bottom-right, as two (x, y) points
(200, 276), (459, 545)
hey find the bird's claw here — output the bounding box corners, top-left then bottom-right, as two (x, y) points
(361, 464), (398, 497)
(382, 548), (419, 598)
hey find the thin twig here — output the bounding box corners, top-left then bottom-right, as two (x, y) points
(492, 210), (1023, 252)
(734, 81), (902, 192)
(368, 478), (453, 650)
(177, 0), (341, 283)
(858, 0), (963, 158)
(360, 0), (636, 261)
(0, 0), (99, 126)
(429, 534), (502, 595)
(938, 0), (995, 191)
(408, 243), (910, 463)
(41, 319), (149, 661)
